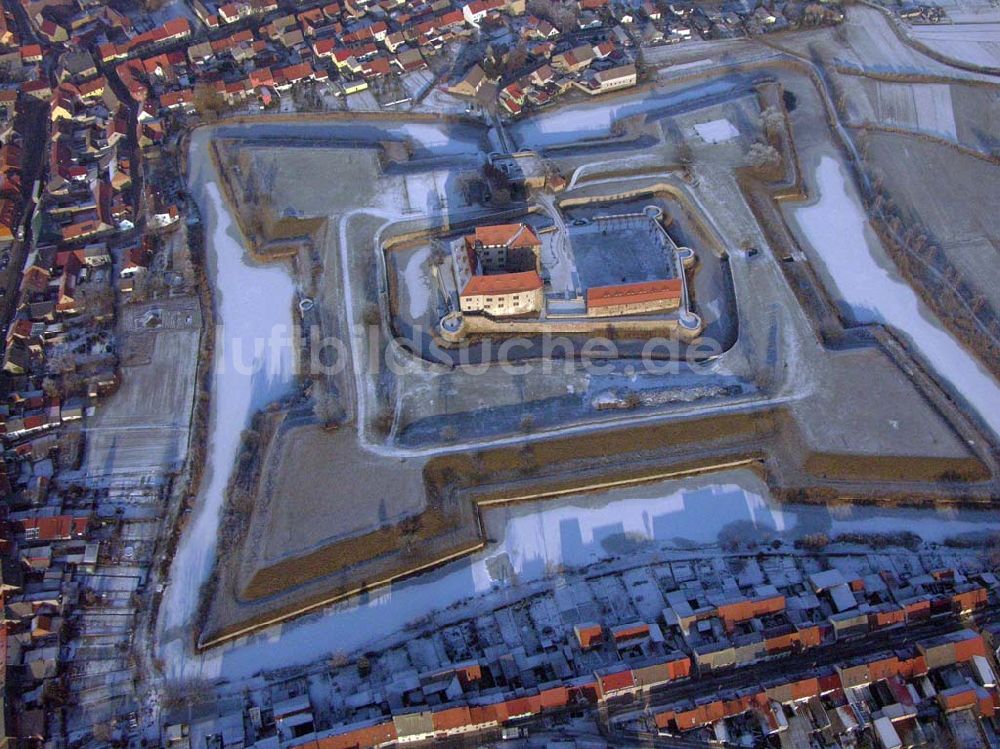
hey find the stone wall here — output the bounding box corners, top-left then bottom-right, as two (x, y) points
(586, 297), (681, 318)
(458, 314), (689, 339)
(459, 287), (543, 316)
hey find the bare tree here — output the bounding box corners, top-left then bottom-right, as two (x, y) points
(526, 0), (579, 31)
(759, 105), (785, 141)
(745, 142), (781, 173)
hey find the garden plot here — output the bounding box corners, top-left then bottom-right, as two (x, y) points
(79, 574), (140, 593)
(588, 576), (639, 625)
(400, 69), (436, 100)
(83, 298), (201, 483)
(119, 520), (160, 541)
(414, 86), (470, 115)
(621, 567), (667, 623)
(344, 90), (379, 111)
(79, 612), (134, 636)
(375, 168), (458, 216)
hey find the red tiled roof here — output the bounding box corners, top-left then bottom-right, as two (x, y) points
(613, 622), (650, 641)
(161, 89), (194, 108)
(575, 622), (603, 649)
(431, 706), (471, 731)
(462, 270), (542, 297)
(313, 38), (337, 55)
(362, 56), (391, 77)
(598, 668), (635, 695)
(314, 720), (397, 749)
(277, 62), (313, 83)
(471, 223), (540, 249)
(19, 515), (88, 541)
(494, 695), (541, 722)
(586, 279), (682, 308)
(538, 686), (569, 709)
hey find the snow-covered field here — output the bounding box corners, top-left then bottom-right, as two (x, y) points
(909, 23), (1000, 68)
(694, 118), (740, 144)
(875, 82), (957, 139)
(158, 140), (296, 647)
(839, 7), (998, 83)
(792, 155), (1000, 436)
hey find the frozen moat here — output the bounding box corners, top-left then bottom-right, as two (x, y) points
(169, 470), (1000, 682)
(158, 132), (296, 653)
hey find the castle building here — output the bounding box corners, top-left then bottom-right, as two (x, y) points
(585, 279), (682, 317)
(454, 223), (544, 317)
(459, 271), (543, 316)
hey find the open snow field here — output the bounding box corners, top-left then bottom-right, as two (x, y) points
(158, 138), (296, 646)
(791, 155), (1000, 437)
(863, 134), (1000, 311)
(694, 118), (740, 144)
(167, 470), (1000, 682)
(874, 82), (957, 139)
(827, 6), (998, 83)
(909, 22), (1000, 69)
(837, 75), (998, 153)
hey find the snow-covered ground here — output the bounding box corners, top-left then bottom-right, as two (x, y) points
(157, 135), (296, 650)
(399, 123), (482, 155)
(377, 170), (447, 216)
(872, 82), (957, 140)
(165, 472), (1000, 682)
(490, 481), (1000, 574)
(694, 118), (739, 144)
(792, 155), (1000, 437)
(403, 247), (432, 320)
(908, 22), (1000, 69)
